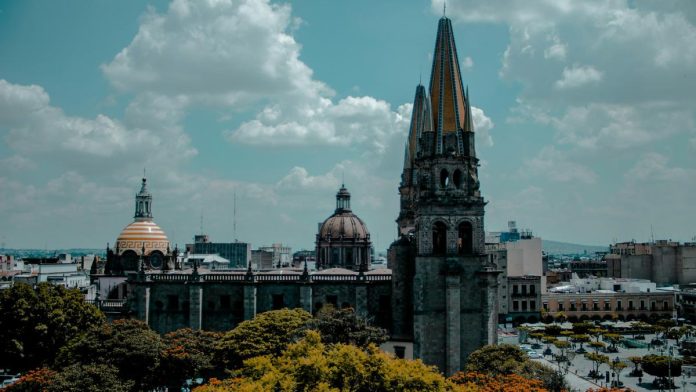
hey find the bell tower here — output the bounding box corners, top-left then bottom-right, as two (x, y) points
(390, 15), (499, 376)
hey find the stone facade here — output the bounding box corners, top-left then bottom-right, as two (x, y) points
(127, 270), (392, 334)
(606, 241), (696, 285)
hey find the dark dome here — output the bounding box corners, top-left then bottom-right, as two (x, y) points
(319, 212), (370, 239)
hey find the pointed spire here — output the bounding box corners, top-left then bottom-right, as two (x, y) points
(404, 84), (432, 170)
(429, 15), (469, 155)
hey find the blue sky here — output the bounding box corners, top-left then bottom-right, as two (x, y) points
(0, 0), (695, 251)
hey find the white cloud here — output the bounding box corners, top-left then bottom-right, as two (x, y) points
(471, 106), (494, 146)
(462, 56), (474, 69)
(625, 152), (691, 181)
(276, 166), (339, 191)
(554, 65), (603, 89)
(521, 146), (597, 184)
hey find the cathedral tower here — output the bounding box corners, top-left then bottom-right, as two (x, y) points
(390, 16), (499, 375)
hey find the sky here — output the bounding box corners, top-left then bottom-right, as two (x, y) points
(0, 0), (695, 252)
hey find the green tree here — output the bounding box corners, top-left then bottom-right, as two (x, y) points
(588, 341), (606, 353)
(603, 333), (622, 352)
(609, 360), (627, 387)
(56, 319), (163, 391)
(627, 356), (643, 377)
(642, 354), (682, 380)
(464, 344), (567, 392)
(48, 364), (134, 392)
(0, 368), (56, 392)
(305, 306), (388, 348)
(0, 282), (105, 372)
(571, 322), (593, 335)
(544, 324), (562, 337)
(585, 353), (609, 379)
(158, 328), (225, 390)
(195, 331), (457, 392)
(216, 308), (312, 370)
(571, 334), (590, 352)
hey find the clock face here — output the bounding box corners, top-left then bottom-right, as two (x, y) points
(149, 253), (163, 268)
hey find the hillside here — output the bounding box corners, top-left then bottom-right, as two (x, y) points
(542, 240), (608, 255)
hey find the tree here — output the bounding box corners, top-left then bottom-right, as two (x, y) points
(603, 333), (622, 353)
(304, 305), (388, 348)
(216, 308), (312, 370)
(158, 328), (225, 390)
(571, 334), (590, 352)
(56, 319), (163, 391)
(572, 322), (593, 335)
(194, 331), (457, 392)
(585, 353), (609, 379)
(450, 372), (548, 392)
(464, 344), (567, 392)
(0, 282), (105, 372)
(47, 364), (134, 392)
(609, 360), (627, 387)
(588, 341), (606, 353)
(642, 354), (682, 381)
(544, 324), (562, 337)
(627, 356), (643, 377)
(1, 368), (56, 392)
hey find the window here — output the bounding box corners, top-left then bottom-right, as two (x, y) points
(440, 169), (449, 188)
(522, 285), (527, 295)
(522, 301), (528, 311)
(530, 285), (536, 295)
(272, 294), (285, 310)
(604, 301), (610, 311)
(530, 300), (536, 310)
(651, 301), (656, 311)
(453, 169), (462, 188)
(432, 222), (447, 255)
(167, 295), (179, 311)
(457, 222), (473, 255)
(512, 285), (519, 295)
(593, 302), (599, 311)
(663, 301), (669, 310)
(640, 300), (646, 310)
(394, 346), (406, 359)
(582, 303), (588, 311)
(628, 300), (634, 310)
(558, 303), (564, 311)
(543, 303), (549, 311)
(512, 301), (519, 311)
(617, 300), (623, 311)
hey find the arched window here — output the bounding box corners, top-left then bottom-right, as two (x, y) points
(453, 169), (462, 188)
(440, 169), (449, 188)
(432, 222), (447, 255)
(458, 221), (473, 255)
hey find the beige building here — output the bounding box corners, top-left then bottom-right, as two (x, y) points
(606, 241), (696, 285)
(543, 291), (674, 322)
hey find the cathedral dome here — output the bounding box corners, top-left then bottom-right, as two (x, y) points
(318, 186), (370, 240)
(319, 213), (369, 239)
(116, 220), (170, 256)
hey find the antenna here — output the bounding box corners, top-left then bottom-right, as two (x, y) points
(650, 224), (655, 244)
(233, 192), (237, 242)
(443, 1), (446, 16)
(341, 171), (345, 187)
(200, 209), (204, 235)
(143, 167), (146, 179)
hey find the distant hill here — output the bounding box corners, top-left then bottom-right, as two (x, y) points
(542, 240), (608, 256)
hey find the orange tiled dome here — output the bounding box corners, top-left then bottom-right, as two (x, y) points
(116, 220), (170, 256)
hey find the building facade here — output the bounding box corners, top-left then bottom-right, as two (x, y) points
(186, 235), (251, 269)
(606, 240), (696, 285)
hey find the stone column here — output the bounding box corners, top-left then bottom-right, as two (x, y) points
(189, 284), (203, 330)
(445, 273), (461, 376)
(355, 284), (368, 317)
(244, 284), (257, 320)
(300, 284), (312, 314)
(135, 285), (151, 326)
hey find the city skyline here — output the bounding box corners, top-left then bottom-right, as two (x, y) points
(1, 0), (695, 251)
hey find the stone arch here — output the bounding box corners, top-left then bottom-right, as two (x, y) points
(527, 315), (538, 323)
(457, 221), (473, 255)
(453, 169), (462, 188)
(591, 315), (601, 321)
(432, 221), (448, 255)
(513, 316), (526, 325)
(439, 168), (449, 188)
(626, 314), (636, 321)
(568, 316), (579, 323)
(602, 315), (614, 321)
(580, 315), (590, 321)
(121, 250), (139, 271)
